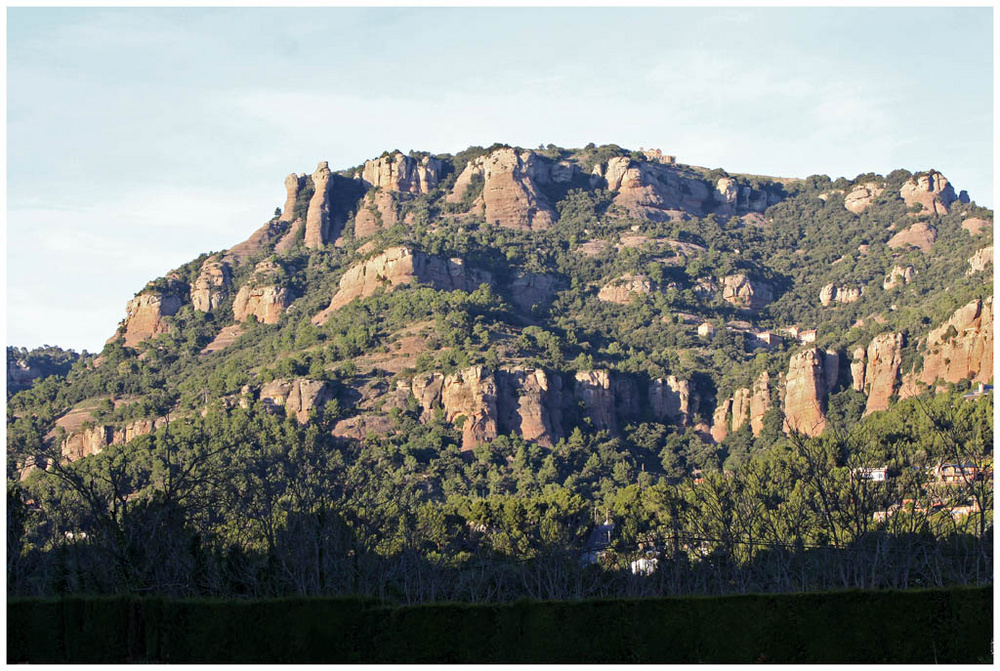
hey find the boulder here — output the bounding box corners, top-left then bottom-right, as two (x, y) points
(191, 256), (232, 313)
(883, 265), (916, 291)
(899, 170), (957, 215)
(844, 181), (884, 214)
(722, 274), (773, 311)
(887, 222), (937, 253)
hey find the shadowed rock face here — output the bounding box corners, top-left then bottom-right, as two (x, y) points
(783, 348), (839, 436)
(864, 332), (903, 415)
(722, 274), (774, 311)
(900, 297), (993, 397)
(497, 368), (564, 448)
(509, 273), (560, 312)
(899, 170), (957, 215)
(447, 148), (557, 230)
(649, 376), (694, 426)
(191, 257), (232, 313)
(312, 247), (493, 324)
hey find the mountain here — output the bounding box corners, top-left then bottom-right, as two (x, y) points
(6, 143), (993, 599)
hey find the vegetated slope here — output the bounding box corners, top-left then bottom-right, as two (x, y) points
(7, 144), (993, 600)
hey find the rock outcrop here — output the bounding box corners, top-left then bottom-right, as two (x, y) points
(962, 217), (991, 236)
(843, 181), (884, 213)
(280, 173), (304, 223)
(259, 378), (335, 423)
(312, 247), (492, 323)
(191, 257), (232, 313)
(61, 417), (169, 463)
(820, 284), (864, 306)
(899, 170), (957, 215)
(221, 219), (289, 267)
(722, 274), (773, 311)
(966, 246), (993, 275)
(887, 223), (937, 253)
(447, 148), (557, 229)
(850, 346), (867, 392)
(597, 274), (653, 304)
(573, 369), (638, 436)
(900, 297), (993, 397)
(496, 368), (564, 448)
(509, 273), (559, 312)
(710, 371), (772, 439)
(305, 161), (332, 249)
(782, 349), (839, 436)
(117, 279), (186, 348)
(593, 157), (714, 221)
(883, 265), (916, 291)
(712, 177), (773, 217)
(440, 366), (499, 449)
(863, 332), (903, 415)
(360, 152), (441, 194)
(649, 376), (694, 426)
(232, 259), (292, 324)
(354, 191), (403, 239)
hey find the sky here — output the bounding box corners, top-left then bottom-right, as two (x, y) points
(6, 7), (994, 353)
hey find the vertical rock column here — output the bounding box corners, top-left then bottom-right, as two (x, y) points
(305, 161), (332, 249)
(280, 173), (303, 223)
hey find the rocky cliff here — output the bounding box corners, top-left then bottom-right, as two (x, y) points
(116, 279), (186, 348)
(888, 223), (937, 253)
(447, 148), (558, 229)
(312, 246), (492, 323)
(782, 348), (838, 436)
(259, 378), (334, 423)
(232, 260), (292, 324)
(900, 297), (993, 397)
(722, 274), (773, 311)
(862, 332), (904, 415)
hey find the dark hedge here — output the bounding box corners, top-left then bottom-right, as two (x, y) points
(8, 586), (992, 664)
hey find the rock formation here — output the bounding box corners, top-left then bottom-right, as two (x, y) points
(305, 161), (332, 249)
(191, 257), (232, 313)
(850, 346), (867, 392)
(966, 245), (993, 275)
(722, 274), (773, 311)
(447, 148), (557, 229)
(962, 217), (991, 236)
(900, 297), (993, 397)
(899, 170), (958, 215)
(497, 368), (564, 448)
(710, 371), (772, 439)
(360, 152), (441, 194)
(749, 371), (772, 435)
(597, 274), (654, 304)
(863, 333), (903, 415)
(509, 273), (559, 312)
(259, 378), (335, 423)
(593, 157), (713, 221)
(649, 376), (693, 426)
(312, 247), (492, 323)
(440, 366), (500, 450)
(232, 260), (292, 324)
(844, 182), (884, 214)
(280, 173), (304, 223)
(712, 177), (773, 217)
(711, 400), (732, 442)
(887, 223), (937, 253)
(883, 265), (916, 291)
(118, 279), (186, 348)
(354, 191), (403, 239)
(782, 348), (838, 436)
(223, 220), (291, 267)
(820, 284), (864, 306)
(61, 417), (169, 463)
(573, 369), (638, 436)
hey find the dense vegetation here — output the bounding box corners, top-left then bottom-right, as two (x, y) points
(6, 144), (993, 601)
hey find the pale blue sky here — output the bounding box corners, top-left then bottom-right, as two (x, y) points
(7, 7), (994, 352)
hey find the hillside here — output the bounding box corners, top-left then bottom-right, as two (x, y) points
(7, 143), (993, 600)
